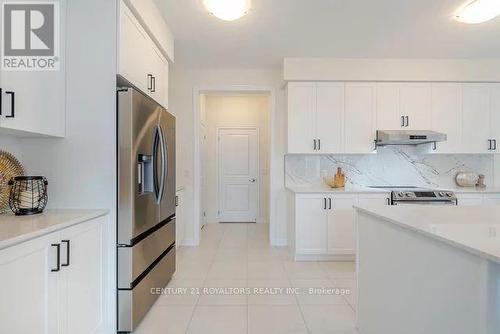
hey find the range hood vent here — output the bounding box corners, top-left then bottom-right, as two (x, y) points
(376, 130), (447, 146)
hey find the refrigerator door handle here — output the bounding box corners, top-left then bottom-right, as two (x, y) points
(157, 125), (167, 203)
(152, 127), (160, 202)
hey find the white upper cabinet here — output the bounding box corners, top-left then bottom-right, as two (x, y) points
(431, 83), (462, 153)
(316, 82), (344, 154)
(287, 82), (316, 153)
(287, 82), (344, 154)
(118, 1), (169, 108)
(376, 83), (402, 130)
(462, 84), (491, 153)
(489, 84), (500, 153)
(0, 1), (66, 137)
(400, 83), (431, 130)
(345, 83), (376, 153)
(287, 81), (500, 154)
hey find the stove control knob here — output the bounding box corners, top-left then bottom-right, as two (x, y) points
(446, 192), (454, 198)
(397, 192), (404, 197)
(405, 192), (413, 197)
(438, 192), (445, 197)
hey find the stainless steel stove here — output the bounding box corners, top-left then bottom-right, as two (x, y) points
(369, 186), (457, 205)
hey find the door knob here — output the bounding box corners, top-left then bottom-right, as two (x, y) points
(249, 178), (257, 183)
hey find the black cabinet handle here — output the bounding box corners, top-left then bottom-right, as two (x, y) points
(405, 116), (409, 127)
(386, 198), (391, 205)
(147, 74), (153, 91)
(151, 76), (156, 92)
(313, 139), (317, 151)
(318, 139), (321, 151)
(51, 243), (61, 272)
(323, 198), (327, 210)
(61, 240), (70, 267)
(5, 91), (14, 118)
(328, 198), (332, 210)
(432, 142), (437, 151)
(401, 116), (405, 127)
(494, 139), (497, 151)
(488, 139), (492, 151)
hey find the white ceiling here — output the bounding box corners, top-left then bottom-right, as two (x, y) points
(155, 0), (500, 69)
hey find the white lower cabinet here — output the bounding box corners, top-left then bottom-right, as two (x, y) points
(295, 195), (328, 254)
(292, 192), (389, 259)
(456, 193), (500, 206)
(0, 232), (60, 334)
(0, 216), (107, 334)
(327, 195), (358, 255)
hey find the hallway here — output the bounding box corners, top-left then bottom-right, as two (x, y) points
(134, 223), (357, 334)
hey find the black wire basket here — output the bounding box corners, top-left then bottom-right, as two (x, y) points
(8, 176), (48, 216)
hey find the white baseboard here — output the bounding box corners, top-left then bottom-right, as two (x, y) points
(178, 239), (198, 246)
(294, 254), (355, 262)
(271, 238), (287, 246)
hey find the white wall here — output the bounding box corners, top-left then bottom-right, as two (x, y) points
(171, 66), (287, 245)
(203, 94), (270, 224)
(0, 0), (117, 331)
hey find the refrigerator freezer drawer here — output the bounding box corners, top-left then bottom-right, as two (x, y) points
(118, 247), (175, 332)
(118, 218), (175, 288)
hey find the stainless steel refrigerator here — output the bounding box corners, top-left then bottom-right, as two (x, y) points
(117, 87), (176, 332)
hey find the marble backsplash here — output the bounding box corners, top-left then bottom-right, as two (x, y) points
(285, 146), (494, 189)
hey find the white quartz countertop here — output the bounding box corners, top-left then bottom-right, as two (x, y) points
(287, 185), (500, 194)
(0, 209), (109, 250)
(286, 185), (390, 194)
(355, 205), (500, 264)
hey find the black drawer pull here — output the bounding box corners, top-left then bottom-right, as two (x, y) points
(62, 240), (70, 267)
(51, 243), (61, 272)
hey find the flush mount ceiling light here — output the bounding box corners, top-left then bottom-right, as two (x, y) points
(455, 0), (500, 24)
(203, 0), (251, 21)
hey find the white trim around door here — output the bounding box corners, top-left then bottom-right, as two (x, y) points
(192, 86), (276, 246)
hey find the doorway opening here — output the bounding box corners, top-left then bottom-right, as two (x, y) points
(195, 90), (273, 244)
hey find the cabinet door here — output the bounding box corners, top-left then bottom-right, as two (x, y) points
(400, 83), (431, 130)
(287, 83), (316, 153)
(483, 194), (500, 206)
(0, 1), (66, 137)
(118, 2), (152, 94)
(456, 194), (484, 206)
(60, 218), (106, 334)
(431, 83), (462, 153)
(327, 195), (358, 255)
(376, 83), (402, 130)
(345, 83), (377, 153)
(148, 44), (169, 108)
(316, 82), (344, 153)
(295, 195), (328, 254)
(489, 84), (500, 153)
(462, 84), (491, 153)
(358, 193), (391, 206)
(0, 233), (61, 334)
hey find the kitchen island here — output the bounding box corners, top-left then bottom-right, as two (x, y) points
(355, 205), (500, 334)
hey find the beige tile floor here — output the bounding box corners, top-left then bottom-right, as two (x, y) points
(134, 223), (358, 334)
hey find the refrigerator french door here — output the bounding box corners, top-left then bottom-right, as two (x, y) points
(117, 87), (176, 333)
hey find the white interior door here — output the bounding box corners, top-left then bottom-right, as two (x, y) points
(218, 128), (259, 222)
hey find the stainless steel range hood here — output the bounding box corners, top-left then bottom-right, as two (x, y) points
(375, 130), (447, 146)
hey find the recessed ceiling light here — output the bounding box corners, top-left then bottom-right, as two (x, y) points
(455, 0), (500, 24)
(203, 0), (251, 21)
